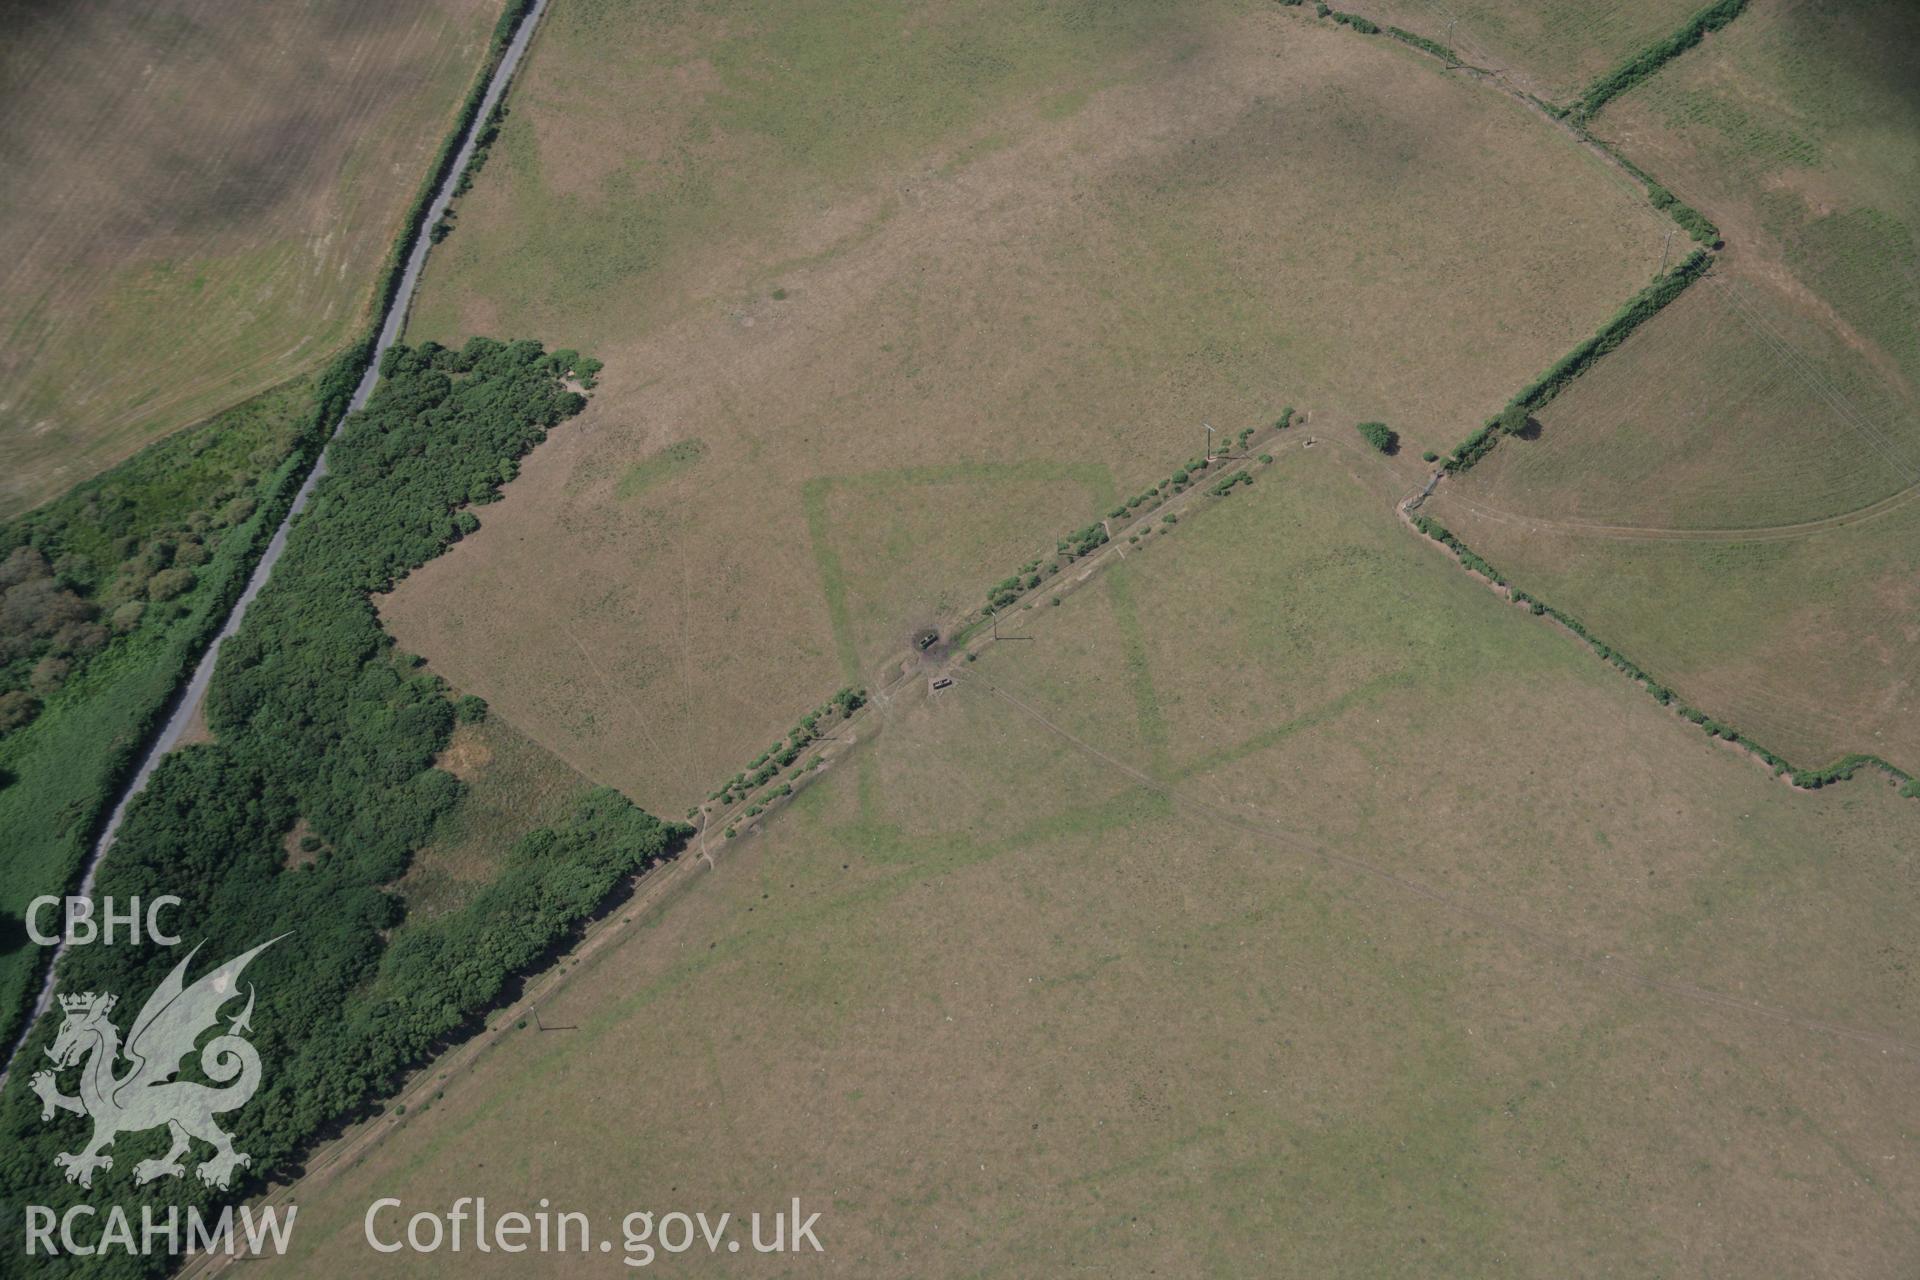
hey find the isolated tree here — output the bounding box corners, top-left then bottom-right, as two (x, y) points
(1355, 421), (1397, 454)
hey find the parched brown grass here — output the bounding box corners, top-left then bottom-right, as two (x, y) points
(0, 0), (496, 516)
(1591, 0), (1920, 407)
(1336, 0), (1705, 102)
(1456, 267), (1920, 529)
(1431, 0), (1920, 774)
(1424, 484), (1920, 771)
(278, 457), (1920, 1277)
(382, 1), (1668, 815)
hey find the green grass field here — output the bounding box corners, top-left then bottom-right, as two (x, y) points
(276, 455), (1920, 1277)
(1457, 274), (1920, 528)
(1423, 482), (1920, 773)
(1591, 0), (1920, 397)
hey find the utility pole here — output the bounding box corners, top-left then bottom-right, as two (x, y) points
(1658, 227), (1674, 274)
(1203, 423), (1214, 461)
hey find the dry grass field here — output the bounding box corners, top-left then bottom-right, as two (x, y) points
(383, 0), (1669, 815)
(1422, 485), (1920, 772)
(1434, 0), (1920, 773)
(276, 456), (1920, 1277)
(0, 0), (496, 517)
(1336, 0), (1705, 102)
(1593, 0), (1920, 404)
(1455, 271), (1920, 529)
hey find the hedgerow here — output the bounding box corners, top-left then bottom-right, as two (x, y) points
(1574, 0), (1748, 123)
(453, 101), (509, 199)
(1383, 25), (1460, 64)
(1407, 515), (1916, 802)
(1586, 137), (1721, 243)
(1510, 250), (1710, 408)
(1209, 471), (1253, 497)
(1410, 516), (1504, 586)
(700, 687), (865, 828)
(1448, 250), (1712, 471)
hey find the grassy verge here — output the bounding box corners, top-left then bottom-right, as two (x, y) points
(0, 368), (353, 1051)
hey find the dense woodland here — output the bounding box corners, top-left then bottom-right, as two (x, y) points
(0, 369), (355, 1057)
(0, 340), (686, 1277)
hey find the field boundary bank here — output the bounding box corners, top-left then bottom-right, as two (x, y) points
(1319, 3), (1727, 244)
(176, 421), (1315, 1279)
(1332, 0), (1914, 794)
(1444, 250), (1714, 473)
(1301, 3), (1742, 477)
(1401, 503), (1918, 802)
(702, 427), (1294, 844)
(1570, 0), (1749, 123)
(0, 0), (555, 1069)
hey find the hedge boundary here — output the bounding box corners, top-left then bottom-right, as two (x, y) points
(1308, 2), (1726, 256)
(1408, 513), (1917, 800)
(1446, 249), (1713, 472)
(1573, 0), (1748, 123)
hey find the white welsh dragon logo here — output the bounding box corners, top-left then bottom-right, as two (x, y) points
(28, 938), (280, 1191)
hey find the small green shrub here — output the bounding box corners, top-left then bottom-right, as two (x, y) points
(1355, 421), (1397, 454)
